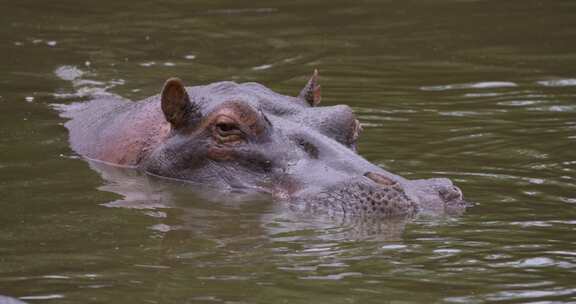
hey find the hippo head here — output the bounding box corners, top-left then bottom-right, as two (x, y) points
(143, 71), (468, 218)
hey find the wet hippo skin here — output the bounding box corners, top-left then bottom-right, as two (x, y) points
(60, 70), (469, 218)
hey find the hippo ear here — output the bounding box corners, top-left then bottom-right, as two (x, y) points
(298, 69), (321, 107)
(161, 78), (198, 129)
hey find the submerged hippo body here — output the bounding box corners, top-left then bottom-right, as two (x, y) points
(61, 71), (468, 218)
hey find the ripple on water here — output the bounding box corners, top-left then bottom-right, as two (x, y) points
(420, 81), (518, 91)
(445, 286), (576, 303)
(483, 287), (576, 302)
(463, 92), (504, 97)
(511, 257), (557, 268)
(139, 61), (156, 67)
(53, 66), (125, 98)
(252, 64), (273, 71)
(496, 99), (545, 106)
(54, 65), (84, 81)
(438, 110), (488, 117)
(433, 248), (462, 255)
(203, 8), (278, 15)
(537, 78), (576, 87)
(380, 244), (407, 250)
(300, 272), (363, 280)
(19, 294), (64, 300)
(527, 105), (576, 112)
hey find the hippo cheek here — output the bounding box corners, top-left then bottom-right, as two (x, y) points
(207, 146), (236, 161)
(263, 175), (300, 201)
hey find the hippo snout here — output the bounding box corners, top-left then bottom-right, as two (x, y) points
(290, 172), (468, 218)
(363, 173), (467, 211)
(408, 178), (469, 215)
(439, 184), (463, 202)
(291, 172), (418, 218)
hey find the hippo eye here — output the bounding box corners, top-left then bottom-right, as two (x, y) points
(213, 116), (243, 143)
(216, 122), (239, 133)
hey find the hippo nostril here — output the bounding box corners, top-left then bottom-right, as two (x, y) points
(440, 186), (463, 202)
(364, 172), (397, 186)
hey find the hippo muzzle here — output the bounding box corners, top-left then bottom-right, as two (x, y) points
(286, 170), (468, 218)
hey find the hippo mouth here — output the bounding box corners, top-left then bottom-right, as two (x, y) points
(282, 172), (468, 218)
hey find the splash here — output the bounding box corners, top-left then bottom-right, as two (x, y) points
(53, 65), (124, 99)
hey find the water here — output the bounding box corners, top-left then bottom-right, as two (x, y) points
(1, 0), (576, 303)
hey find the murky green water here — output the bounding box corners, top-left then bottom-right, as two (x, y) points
(1, 0), (576, 303)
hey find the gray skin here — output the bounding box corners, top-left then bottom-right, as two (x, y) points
(60, 71), (469, 218)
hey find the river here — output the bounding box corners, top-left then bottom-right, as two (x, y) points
(1, 0), (575, 303)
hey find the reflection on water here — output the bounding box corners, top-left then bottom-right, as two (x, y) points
(88, 159), (410, 241)
(1, 0), (576, 303)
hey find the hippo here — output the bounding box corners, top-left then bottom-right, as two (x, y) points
(60, 70), (469, 218)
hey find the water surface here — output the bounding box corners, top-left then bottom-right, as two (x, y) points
(1, 0), (576, 303)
